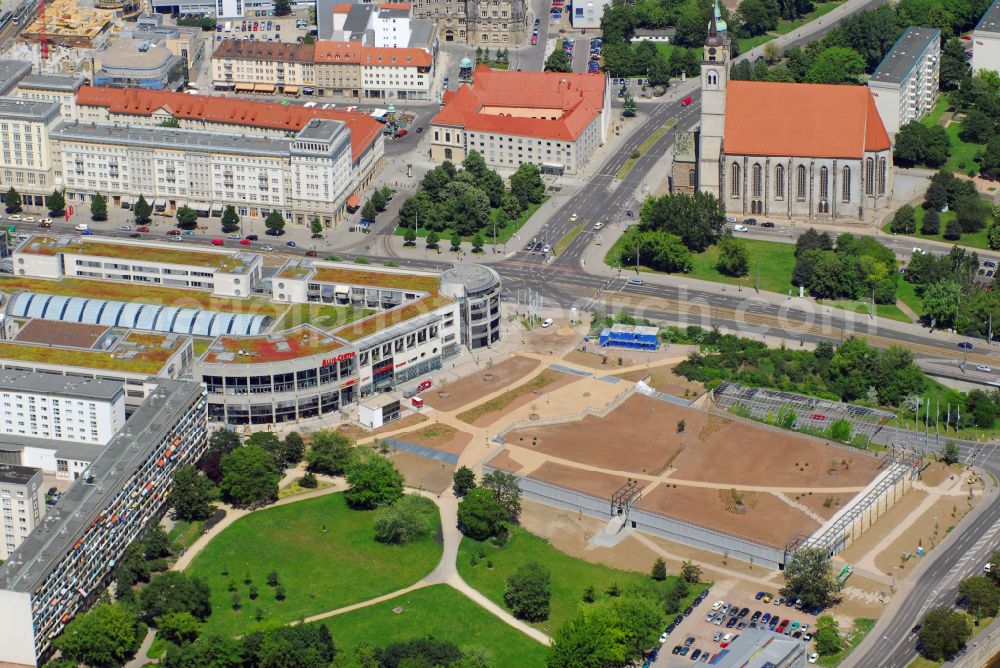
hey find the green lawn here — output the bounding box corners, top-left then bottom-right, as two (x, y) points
(186, 493), (442, 638)
(606, 230), (797, 295)
(921, 98), (985, 175)
(394, 198), (548, 245)
(168, 520), (205, 555)
(654, 43), (674, 61)
(311, 584), (548, 665)
(816, 618), (876, 667)
(818, 298), (911, 323)
(737, 1), (841, 52)
(457, 526), (703, 634)
(554, 224), (584, 256)
(895, 279), (923, 316)
(617, 120), (675, 179)
(277, 303), (375, 332)
(882, 206), (994, 251)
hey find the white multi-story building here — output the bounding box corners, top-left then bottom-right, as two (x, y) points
(868, 26), (941, 136)
(0, 98), (62, 209)
(50, 118), (355, 226)
(14, 73), (86, 120)
(0, 370), (125, 446)
(570, 0), (610, 30)
(974, 0), (1000, 74)
(0, 465), (44, 562)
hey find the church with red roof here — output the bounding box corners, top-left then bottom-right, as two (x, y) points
(694, 16), (893, 221)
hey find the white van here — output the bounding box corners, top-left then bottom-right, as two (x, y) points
(721, 633), (734, 644)
(224, 21), (232, 32)
(74, 223), (89, 231)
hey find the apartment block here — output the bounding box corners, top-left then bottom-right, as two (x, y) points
(0, 98), (62, 209)
(0, 465), (44, 562)
(0, 380), (207, 667)
(868, 26), (941, 135)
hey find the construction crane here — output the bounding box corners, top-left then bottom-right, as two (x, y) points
(38, 0), (47, 61)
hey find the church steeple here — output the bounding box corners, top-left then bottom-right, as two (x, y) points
(698, 0), (729, 199)
(709, 0), (728, 34)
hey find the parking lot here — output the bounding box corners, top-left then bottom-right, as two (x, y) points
(652, 585), (821, 666)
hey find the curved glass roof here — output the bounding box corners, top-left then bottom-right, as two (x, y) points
(7, 292), (269, 337)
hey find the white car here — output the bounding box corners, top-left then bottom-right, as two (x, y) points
(542, 244), (552, 254)
(712, 600), (724, 611)
(808, 653), (818, 664)
(119, 224), (132, 231)
(978, 364), (992, 373)
(228, 234), (241, 240)
(40, 217), (51, 224)
(659, 631), (669, 644)
(912, 247), (924, 254)
(261, 245), (274, 251)
(8, 214), (21, 221)
(733, 225), (747, 232)
(541, 318), (554, 328)
(593, 222), (605, 230)
(726, 216), (738, 223)
(22, 216), (35, 223)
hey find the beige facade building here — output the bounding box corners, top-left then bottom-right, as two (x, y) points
(429, 66), (610, 175)
(412, 0), (527, 45)
(212, 41), (316, 94)
(0, 98), (62, 209)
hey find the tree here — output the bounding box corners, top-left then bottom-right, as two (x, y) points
(917, 606), (972, 661)
(924, 179), (949, 212)
(805, 47), (865, 85)
(450, 229), (463, 250)
(161, 634), (244, 668)
(170, 464), (217, 522)
(504, 562), (551, 622)
(956, 196), (989, 233)
(940, 37), (970, 90)
(371, 189), (388, 212)
(737, 0), (780, 35)
(46, 189), (65, 215)
(650, 557), (667, 581)
(361, 200), (377, 221)
(921, 279), (961, 327)
(264, 210), (285, 235)
(283, 432), (305, 466)
(306, 430), (354, 475)
(623, 92), (637, 117)
(638, 191), (725, 252)
(890, 205), (916, 234)
(457, 487), (508, 540)
(133, 194), (152, 225)
(940, 441), (961, 465)
(961, 108), (995, 143)
(310, 217), (323, 236)
(220, 206), (240, 234)
(895, 123), (950, 168)
(246, 432), (286, 468)
(143, 523), (172, 560)
(959, 576), (1000, 618)
(344, 449), (404, 509)
(53, 603), (142, 668)
(453, 466), (476, 496)
(544, 48), (573, 72)
(681, 560), (702, 584)
(176, 205), (198, 229)
(471, 231), (485, 253)
(813, 615), (842, 655)
(922, 208), (941, 236)
(219, 445), (281, 508)
(426, 230), (440, 248)
(547, 595), (664, 668)
(481, 470), (522, 521)
(208, 429), (241, 456)
(3, 187), (21, 213)
(157, 611), (201, 645)
(139, 571), (212, 622)
(717, 233), (749, 276)
(989, 224), (1000, 250)
(944, 219), (963, 240)
(272, 0), (291, 14)
(403, 226), (417, 245)
(91, 193), (108, 221)
(781, 547), (841, 609)
(373, 495), (433, 544)
(510, 163), (545, 208)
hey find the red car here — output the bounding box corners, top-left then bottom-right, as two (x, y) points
(137, 226), (150, 233)
(681, 96), (693, 106)
(531, 34), (538, 45)
(167, 229), (181, 235)
(776, 620), (789, 634)
(239, 238), (251, 245)
(417, 380), (432, 392)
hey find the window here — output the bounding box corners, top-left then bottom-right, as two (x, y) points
(819, 166), (828, 200)
(841, 166), (851, 202)
(707, 70), (718, 87)
(796, 165), (807, 200)
(865, 158), (874, 195)
(730, 162), (740, 197)
(877, 158), (886, 195)
(774, 164), (785, 199)
(752, 164), (762, 198)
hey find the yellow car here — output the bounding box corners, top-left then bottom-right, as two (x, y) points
(569, 213), (578, 222)
(762, 594), (773, 603)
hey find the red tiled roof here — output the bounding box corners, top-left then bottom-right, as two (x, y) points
(379, 2), (411, 9)
(332, 2), (352, 11)
(313, 40), (362, 62)
(75, 86), (382, 162)
(723, 81), (891, 158)
(311, 41), (431, 67)
(430, 65), (607, 141)
(213, 39), (315, 63)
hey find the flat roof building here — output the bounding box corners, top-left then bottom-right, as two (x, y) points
(712, 628), (808, 667)
(0, 379), (207, 667)
(0, 464), (44, 562)
(868, 26), (940, 135)
(0, 60), (34, 96)
(974, 0), (1000, 74)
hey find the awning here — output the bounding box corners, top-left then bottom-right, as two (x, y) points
(283, 85), (299, 94)
(153, 199), (166, 210)
(235, 83), (254, 92)
(346, 194), (360, 208)
(255, 84), (276, 93)
(334, 285), (350, 296)
(211, 205), (223, 215)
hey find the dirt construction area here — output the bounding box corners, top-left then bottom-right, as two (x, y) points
(422, 355), (540, 412)
(505, 395), (884, 488)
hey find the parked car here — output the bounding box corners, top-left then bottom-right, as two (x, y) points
(167, 229), (181, 235)
(246, 234), (259, 241)
(761, 221), (775, 228)
(541, 318), (554, 328)
(39, 220), (52, 228)
(240, 238), (251, 245)
(691, 649), (702, 661)
(531, 34), (538, 44)
(733, 224), (747, 232)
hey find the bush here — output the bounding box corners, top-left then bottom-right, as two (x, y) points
(503, 562), (551, 622)
(373, 495), (434, 544)
(345, 449), (404, 509)
(457, 487), (508, 540)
